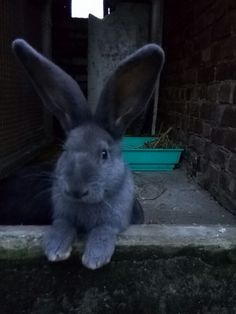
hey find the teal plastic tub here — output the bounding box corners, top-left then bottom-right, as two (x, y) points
(122, 137), (183, 171)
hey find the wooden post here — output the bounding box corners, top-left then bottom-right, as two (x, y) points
(151, 0), (163, 135)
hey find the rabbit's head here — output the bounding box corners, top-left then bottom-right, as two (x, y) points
(12, 39), (164, 204)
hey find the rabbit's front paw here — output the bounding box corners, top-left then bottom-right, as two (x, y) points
(43, 231), (72, 262)
(82, 248), (113, 270)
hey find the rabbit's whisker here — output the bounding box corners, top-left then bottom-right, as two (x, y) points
(103, 200), (112, 210)
(32, 187), (53, 201)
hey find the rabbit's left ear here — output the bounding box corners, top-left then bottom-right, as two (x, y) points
(12, 39), (91, 132)
(94, 44), (165, 138)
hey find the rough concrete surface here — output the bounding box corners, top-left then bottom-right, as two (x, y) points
(0, 256), (235, 314)
(134, 169), (236, 225)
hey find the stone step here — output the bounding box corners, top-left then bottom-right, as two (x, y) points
(0, 225), (235, 263)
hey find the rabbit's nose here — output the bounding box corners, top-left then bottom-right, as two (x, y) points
(65, 188), (89, 200)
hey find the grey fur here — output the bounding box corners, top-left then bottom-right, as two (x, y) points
(12, 39), (165, 269)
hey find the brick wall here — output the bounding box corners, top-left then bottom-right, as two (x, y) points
(159, 0), (236, 213)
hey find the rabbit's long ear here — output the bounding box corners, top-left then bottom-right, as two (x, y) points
(12, 39), (91, 132)
(94, 44), (165, 138)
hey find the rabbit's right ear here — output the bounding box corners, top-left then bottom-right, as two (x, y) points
(94, 44), (165, 138)
(12, 39), (92, 132)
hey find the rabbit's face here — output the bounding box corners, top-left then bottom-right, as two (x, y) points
(55, 123), (125, 204)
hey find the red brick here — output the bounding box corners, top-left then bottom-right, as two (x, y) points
(198, 66), (215, 83)
(194, 0), (216, 18)
(202, 122), (212, 138)
(197, 10), (215, 33)
(188, 135), (206, 153)
(216, 62), (236, 81)
(198, 156), (208, 172)
(194, 28), (212, 50)
(219, 172), (236, 198)
(198, 85), (208, 100)
(175, 101), (187, 114)
(188, 51), (201, 68)
(189, 102), (200, 118)
(200, 103), (224, 123)
(207, 144), (229, 167)
(186, 87), (194, 101)
(219, 83), (232, 104)
(178, 88), (186, 101)
(228, 0), (236, 10)
(211, 127), (225, 145)
(201, 47), (211, 63)
(211, 15), (231, 41)
(186, 85), (201, 101)
(217, 189), (236, 214)
(211, 37), (236, 63)
(203, 163), (220, 190)
(189, 118), (203, 134)
(224, 129), (236, 152)
(231, 10), (236, 34)
(221, 107), (236, 127)
(211, 105), (228, 124)
(183, 68), (198, 84)
(228, 154), (236, 175)
(200, 102), (213, 120)
(207, 84), (219, 102)
(234, 86), (236, 104)
(175, 113), (184, 130)
(213, 0), (228, 20)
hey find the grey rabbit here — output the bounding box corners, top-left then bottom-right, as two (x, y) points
(12, 39), (165, 269)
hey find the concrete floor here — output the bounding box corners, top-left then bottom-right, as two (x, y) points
(134, 169), (236, 225)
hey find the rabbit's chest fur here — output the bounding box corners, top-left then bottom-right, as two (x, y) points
(53, 167), (134, 233)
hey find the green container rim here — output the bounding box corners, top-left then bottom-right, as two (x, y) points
(122, 136), (184, 152)
(123, 148), (184, 152)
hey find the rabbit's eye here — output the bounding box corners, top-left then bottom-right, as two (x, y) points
(101, 149), (108, 160)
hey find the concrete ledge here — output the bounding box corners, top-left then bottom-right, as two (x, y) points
(0, 224), (236, 263)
